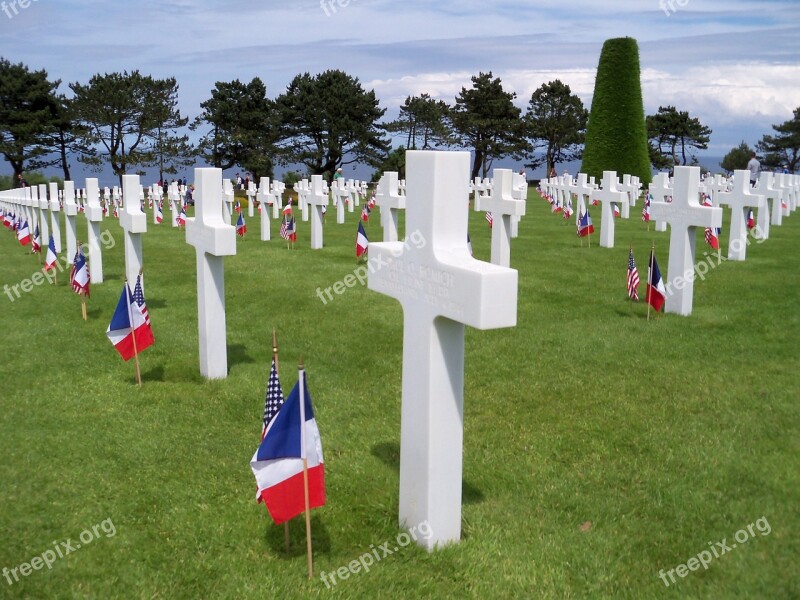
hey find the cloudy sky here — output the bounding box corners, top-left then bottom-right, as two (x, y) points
(1, 0), (798, 174)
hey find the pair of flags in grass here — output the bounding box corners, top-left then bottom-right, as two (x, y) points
(250, 359), (326, 524)
(106, 275), (154, 361)
(627, 248), (666, 312)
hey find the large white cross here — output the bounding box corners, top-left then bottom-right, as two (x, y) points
(307, 175), (328, 249)
(186, 168), (237, 379)
(649, 166), (722, 316)
(510, 172), (527, 239)
(375, 171), (405, 242)
(257, 177), (271, 242)
(368, 150), (518, 550)
(332, 179), (348, 224)
(476, 168), (527, 267)
(63, 181), (78, 260)
(222, 179), (234, 225)
(271, 180), (285, 219)
(34, 186), (49, 245)
(85, 178), (104, 283)
(618, 173), (640, 219)
(294, 178), (310, 222)
(778, 173), (794, 216)
(717, 170), (765, 261)
(246, 181), (256, 218)
(120, 174), (148, 285)
(568, 173), (595, 215)
(590, 171), (627, 248)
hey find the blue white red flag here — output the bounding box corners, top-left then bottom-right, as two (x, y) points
(45, 235), (58, 270)
(356, 221), (368, 258)
(17, 220), (31, 246)
(577, 209), (594, 237)
(106, 281), (154, 361)
(236, 213), (247, 236)
(646, 250), (666, 312)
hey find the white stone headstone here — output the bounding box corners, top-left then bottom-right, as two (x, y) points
(649, 166), (722, 316)
(35, 185), (49, 246)
(222, 179), (234, 225)
(48, 182), (62, 253)
(120, 174), (147, 285)
(510, 172), (528, 238)
(753, 172), (781, 237)
(717, 170), (765, 261)
(368, 150), (518, 550)
(271, 180), (285, 219)
(307, 175), (328, 250)
(246, 181), (256, 218)
(332, 179), (348, 224)
(63, 181), (78, 261)
(186, 168), (237, 380)
(568, 173), (595, 216)
(257, 177), (271, 242)
(85, 178), (104, 283)
(590, 171), (627, 248)
(649, 173), (672, 232)
(376, 171), (405, 242)
(476, 169), (526, 267)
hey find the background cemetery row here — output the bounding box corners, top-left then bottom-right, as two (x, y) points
(2, 58), (800, 193)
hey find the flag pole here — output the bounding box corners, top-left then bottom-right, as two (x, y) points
(647, 242), (654, 322)
(125, 278), (143, 386)
(298, 356), (313, 580)
(272, 329), (290, 555)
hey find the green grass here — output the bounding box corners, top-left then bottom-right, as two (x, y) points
(0, 190), (798, 599)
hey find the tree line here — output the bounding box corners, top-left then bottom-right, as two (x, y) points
(1, 57), (798, 187)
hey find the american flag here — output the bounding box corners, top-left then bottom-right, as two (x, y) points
(641, 194), (651, 222)
(261, 359), (284, 441)
(627, 248), (640, 301)
(280, 215), (294, 240)
(485, 211), (493, 228)
(132, 275), (150, 325)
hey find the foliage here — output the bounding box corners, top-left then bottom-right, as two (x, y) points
(70, 71), (188, 185)
(370, 145), (407, 182)
(0, 189), (797, 598)
(0, 58), (61, 179)
(647, 105), (712, 170)
(0, 171), (62, 189)
(275, 70), (389, 182)
(756, 106), (800, 172)
(192, 77), (275, 180)
(280, 170), (305, 187)
(451, 72), (528, 180)
(523, 79), (588, 173)
(384, 94), (453, 150)
(33, 93), (97, 181)
(720, 141), (754, 173)
(580, 37), (652, 185)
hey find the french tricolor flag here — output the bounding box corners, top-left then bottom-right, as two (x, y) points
(250, 371), (326, 524)
(106, 283), (154, 361)
(17, 220), (31, 246)
(646, 250), (667, 312)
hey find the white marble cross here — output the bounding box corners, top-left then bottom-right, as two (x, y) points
(257, 177), (271, 241)
(307, 174), (328, 249)
(568, 173), (595, 215)
(753, 172), (781, 236)
(35, 185), (49, 246)
(271, 180), (285, 219)
(48, 182), (62, 253)
(368, 150), (518, 550)
(778, 173), (794, 216)
(476, 169), (526, 267)
(649, 166), (722, 316)
(85, 178), (104, 283)
(120, 174), (148, 285)
(510, 172), (527, 238)
(618, 173), (640, 219)
(590, 171), (627, 248)
(332, 179), (348, 224)
(717, 170), (765, 261)
(63, 181), (78, 260)
(186, 168), (237, 379)
(294, 178), (310, 222)
(222, 179), (234, 225)
(246, 181), (256, 218)
(649, 173), (672, 232)
(375, 171), (405, 242)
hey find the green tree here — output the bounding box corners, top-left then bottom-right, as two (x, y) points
(385, 94), (453, 149)
(275, 70), (389, 182)
(647, 105), (711, 169)
(36, 94), (97, 181)
(192, 77), (276, 180)
(720, 141), (754, 173)
(0, 58), (60, 180)
(523, 79), (588, 174)
(580, 38), (652, 185)
(451, 72), (528, 180)
(756, 107), (800, 172)
(370, 145), (407, 182)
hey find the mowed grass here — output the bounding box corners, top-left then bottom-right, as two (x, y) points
(0, 186), (798, 599)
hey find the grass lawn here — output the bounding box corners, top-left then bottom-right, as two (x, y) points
(0, 184), (798, 599)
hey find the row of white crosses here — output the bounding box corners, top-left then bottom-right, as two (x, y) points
(474, 170), (527, 267)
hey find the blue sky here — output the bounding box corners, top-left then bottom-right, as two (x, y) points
(1, 0), (798, 176)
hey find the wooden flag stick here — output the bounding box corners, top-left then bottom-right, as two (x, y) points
(647, 242), (654, 322)
(272, 329), (290, 555)
(124, 278), (143, 386)
(82, 297), (87, 321)
(298, 356), (313, 580)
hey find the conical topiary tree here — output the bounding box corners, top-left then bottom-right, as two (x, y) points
(580, 37), (652, 186)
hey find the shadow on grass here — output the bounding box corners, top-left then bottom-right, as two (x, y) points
(371, 441), (485, 505)
(264, 514), (331, 558)
(228, 343), (255, 372)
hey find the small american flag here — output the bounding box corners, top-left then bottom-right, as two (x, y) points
(485, 211), (493, 228)
(280, 216), (290, 240)
(261, 359), (284, 441)
(627, 249), (640, 301)
(132, 275), (150, 325)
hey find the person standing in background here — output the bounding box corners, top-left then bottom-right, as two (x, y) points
(747, 152), (760, 187)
